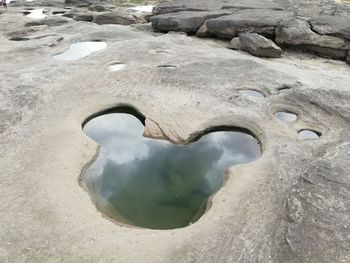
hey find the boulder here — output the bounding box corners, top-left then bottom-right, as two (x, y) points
(151, 10), (234, 34)
(93, 12), (136, 25)
(239, 33), (282, 58)
(276, 18), (349, 59)
(228, 37), (240, 50)
(196, 22), (210, 37)
(205, 9), (293, 39)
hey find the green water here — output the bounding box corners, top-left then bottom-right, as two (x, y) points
(83, 109), (261, 229)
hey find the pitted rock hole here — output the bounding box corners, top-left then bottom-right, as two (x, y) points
(158, 64), (177, 69)
(53, 41), (107, 61)
(108, 63), (126, 72)
(298, 129), (321, 139)
(82, 109), (262, 229)
(52, 11), (66, 16)
(275, 111), (297, 122)
(25, 9), (47, 19)
(240, 89), (265, 98)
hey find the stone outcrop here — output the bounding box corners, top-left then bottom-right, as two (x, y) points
(151, 0), (350, 63)
(204, 9), (293, 39)
(275, 18), (350, 59)
(93, 12), (136, 25)
(151, 10), (234, 33)
(239, 33), (282, 58)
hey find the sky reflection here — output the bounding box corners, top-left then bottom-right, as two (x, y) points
(83, 113), (261, 229)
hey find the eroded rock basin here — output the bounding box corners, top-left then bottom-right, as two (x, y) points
(53, 41), (107, 61)
(82, 108), (262, 229)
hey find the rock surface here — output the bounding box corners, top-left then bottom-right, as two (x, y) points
(93, 12), (136, 25)
(228, 37), (240, 50)
(1, 0), (350, 263)
(239, 33), (282, 58)
(151, 0), (350, 62)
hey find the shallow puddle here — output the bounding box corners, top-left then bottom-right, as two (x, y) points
(275, 111), (297, 122)
(25, 9), (47, 19)
(240, 89), (265, 98)
(127, 5), (154, 13)
(298, 129), (320, 139)
(82, 109), (262, 229)
(108, 63), (126, 72)
(53, 41), (107, 61)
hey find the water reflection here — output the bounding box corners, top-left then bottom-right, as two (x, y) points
(298, 129), (320, 139)
(25, 9), (47, 19)
(275, 111), (297, 122)
(240, 89), (265, 98)
(53, 41), (107, 61)
(83, 112), (261, 229)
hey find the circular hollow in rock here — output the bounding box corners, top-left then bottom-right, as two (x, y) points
(275, 111), (297, 122)
(53, 41), (107, 61)
(240, 89), (265, 98)
(81, 106), (262, 230)
(298, 129), (321, 139)
(108, 63), (126, 72)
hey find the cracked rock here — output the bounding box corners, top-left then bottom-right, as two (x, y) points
(276, 18), (350, 59)
(205, 9), (293, 39)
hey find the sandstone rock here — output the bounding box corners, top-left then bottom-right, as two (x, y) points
(88, 5), (106, 12)
(205, 9), (293, 39)
(228, 37), (240, 50)
(196, 22), (210, 37)
(153, 0), (222, 15)
(25, 17), (70, 27)
(309, 15), (350, 40)
(276, 18), (349, 59)
(151, 10), (234, 34)
(93, 12), (136, 25)
(239, 33), (282, 58)
(73, 13), (94, 22)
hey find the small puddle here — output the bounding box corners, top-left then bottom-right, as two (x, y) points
(240, 89), (265, 98)
(25, 9), (47, 19)
(108, 63), (126, 72)
(298, 129), (321, 139)
(53, 41), (107, 61)
(275, 111), (297, 122)
(127, 5), (154, 13)
(82, 108), (262, 229)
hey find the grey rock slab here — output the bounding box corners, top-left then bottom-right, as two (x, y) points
(205, 9), (293, 39)
(228, 37), (240, 50)
(153, 0), (223, 15)
(25, 16), (71, 27)
(151, 10), (235, 33)
(281, 143), (350, 262)
(220, 0), (284, 10)
(93, 12), (136, 25)
(276, 18), (350, 59)
(347, 51), (350, 64)
(73, 13), (94, 22)
(239, 33), (282, 58)
(310, 15), (350, 40)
